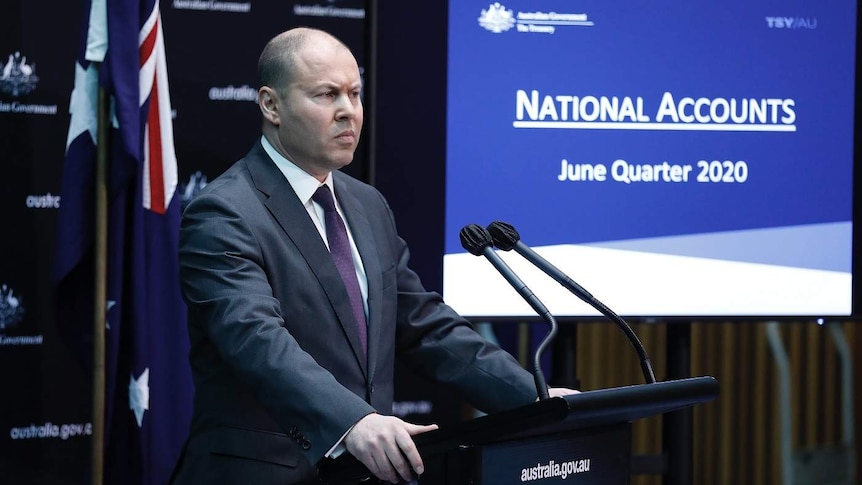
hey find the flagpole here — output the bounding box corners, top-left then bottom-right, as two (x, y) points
(92, 82), (108, 485)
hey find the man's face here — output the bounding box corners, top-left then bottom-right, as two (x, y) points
(270, 40), (363, 179)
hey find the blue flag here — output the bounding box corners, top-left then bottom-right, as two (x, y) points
(54, 0), (192, 484)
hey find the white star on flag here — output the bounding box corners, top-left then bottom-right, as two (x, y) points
(65, 62), (99, 150)
(129, 368), (150, 427)
(105, 300), (116, 330)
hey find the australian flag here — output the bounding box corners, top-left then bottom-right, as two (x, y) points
(54, 0), (192, 484)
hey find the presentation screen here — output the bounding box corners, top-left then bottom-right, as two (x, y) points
(443, 1), (858, 319)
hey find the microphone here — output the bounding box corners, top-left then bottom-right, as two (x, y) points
(459, 224), (556, 401)
(486, 221), (657, 384)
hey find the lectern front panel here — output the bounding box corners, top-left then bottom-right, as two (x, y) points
(421, 422), (632, 485)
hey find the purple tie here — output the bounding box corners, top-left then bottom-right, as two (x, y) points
(312, 185), (367, 354)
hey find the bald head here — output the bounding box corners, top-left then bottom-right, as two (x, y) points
(257, 28), (353, 97)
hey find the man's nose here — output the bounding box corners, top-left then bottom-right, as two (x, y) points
(335, 94), (360, 120)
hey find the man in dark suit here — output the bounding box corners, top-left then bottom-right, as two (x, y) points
(172, 27), (574, 485)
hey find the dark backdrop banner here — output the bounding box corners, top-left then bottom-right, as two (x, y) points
(0, 2), (466, 484)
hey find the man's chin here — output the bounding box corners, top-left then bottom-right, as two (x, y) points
(330, 154), (356, 170)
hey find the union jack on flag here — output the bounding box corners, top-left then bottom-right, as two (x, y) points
(139, 3), (177, 214)
(54, 0), (192, 484)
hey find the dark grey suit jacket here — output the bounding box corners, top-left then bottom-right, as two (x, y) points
(171, 142), (537, 484)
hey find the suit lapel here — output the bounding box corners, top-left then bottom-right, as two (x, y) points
(244, 144), (368, 376)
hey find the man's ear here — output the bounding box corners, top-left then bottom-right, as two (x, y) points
(259, 87), (280, 126)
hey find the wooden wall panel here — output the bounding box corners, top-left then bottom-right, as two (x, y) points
(546, 321), (857, 485)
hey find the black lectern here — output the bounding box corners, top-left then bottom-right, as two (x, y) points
(319, 376), (719, 484)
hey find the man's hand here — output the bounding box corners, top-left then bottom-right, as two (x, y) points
(343, 413), (438, 484)
(548, 387), (580, 398)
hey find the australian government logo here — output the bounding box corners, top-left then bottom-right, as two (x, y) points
(293, 1), (365, 19)
(1, 51), (38, 96)
(479, 3), (593, 34)
(172, 0), (251, 13)
(0, 284), (25, 330)
(0, 284), (41, 346)
(0, 51), (58, 115)
(180, 171), (209, 211)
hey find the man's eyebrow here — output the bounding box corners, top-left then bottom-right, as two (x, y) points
(307, 80), (362, 90)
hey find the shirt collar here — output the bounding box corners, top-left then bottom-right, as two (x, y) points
(260, 135), (334, 206)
